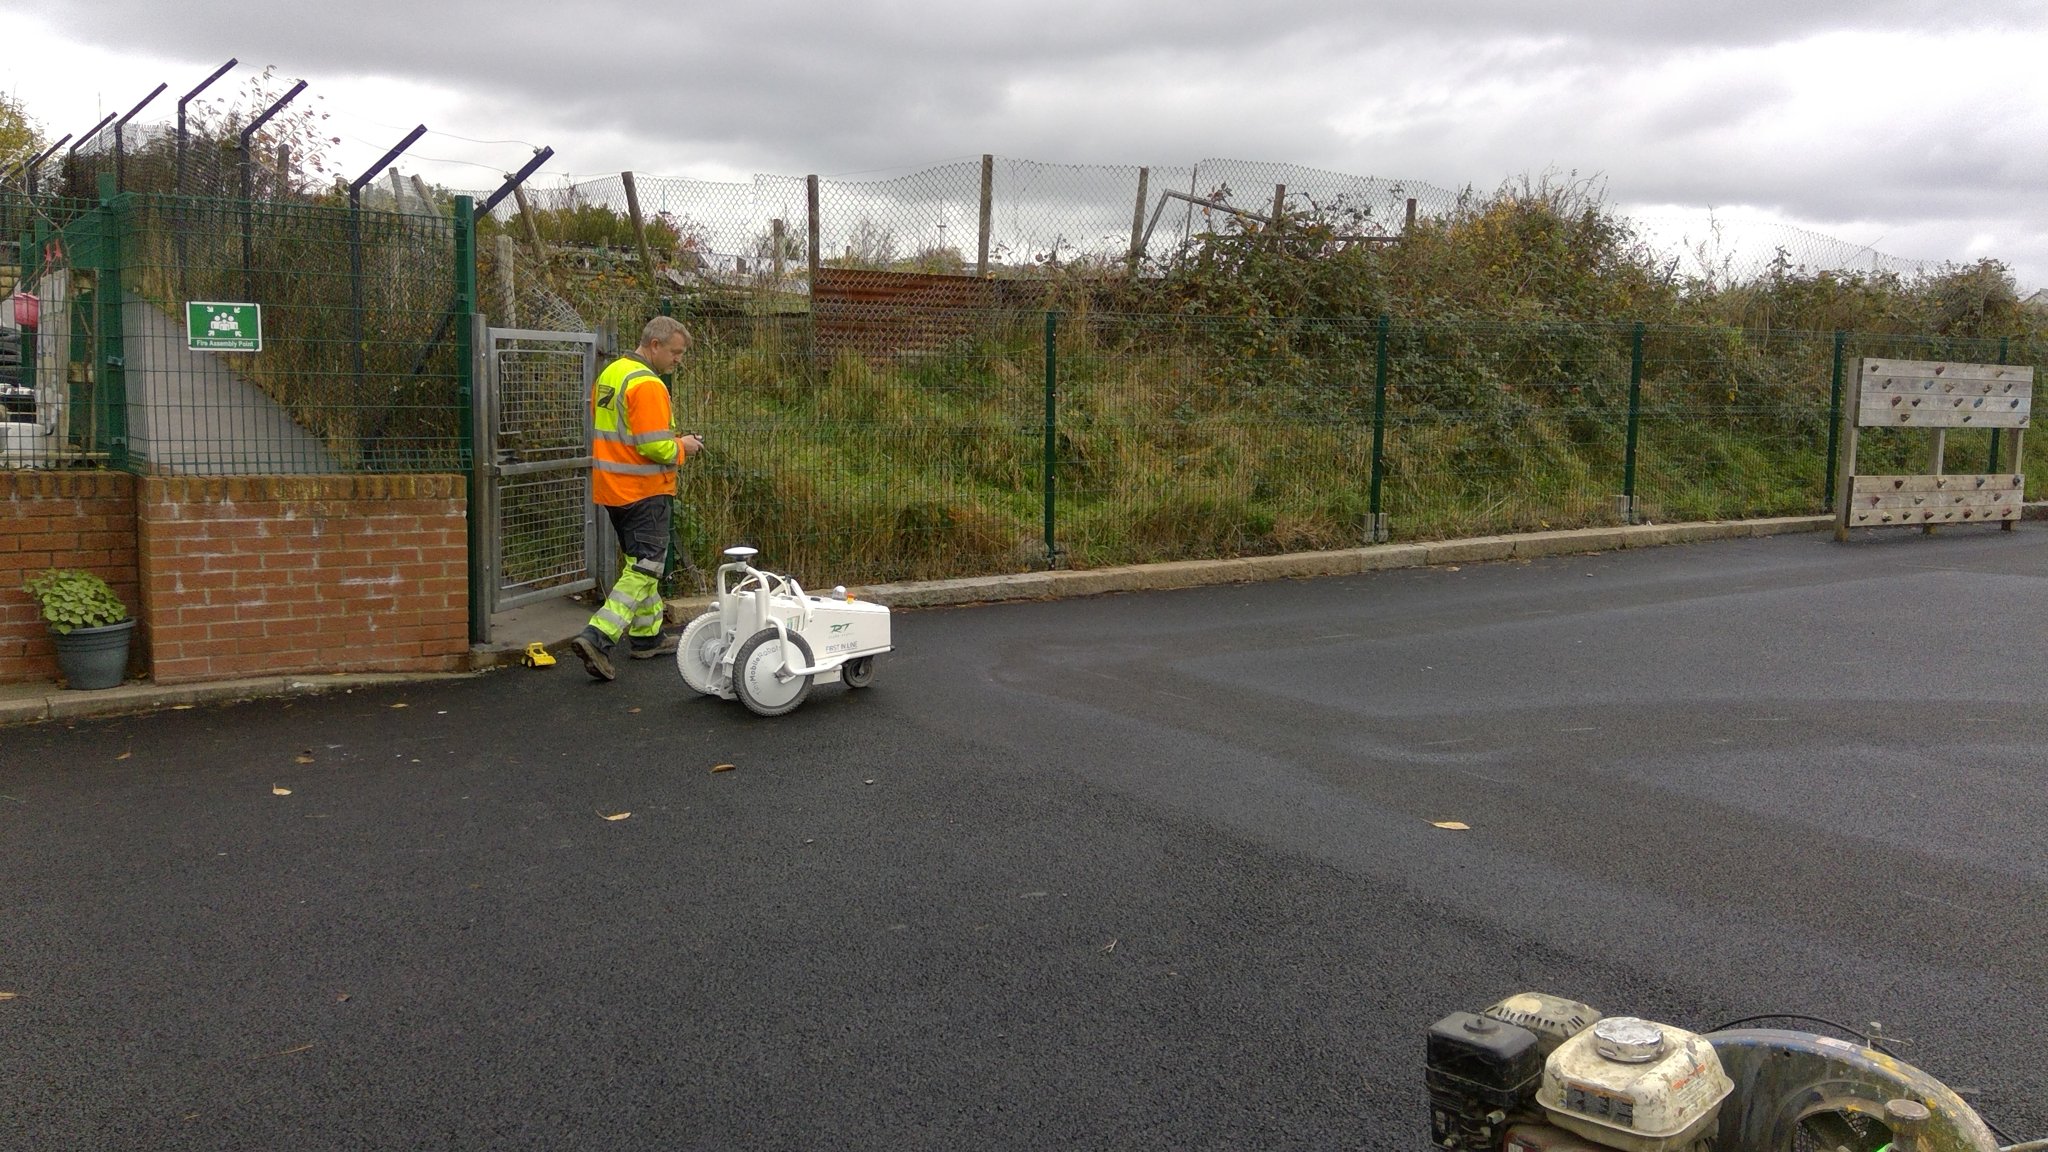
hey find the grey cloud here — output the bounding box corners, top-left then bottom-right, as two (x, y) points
(14, 0), (2048, 282)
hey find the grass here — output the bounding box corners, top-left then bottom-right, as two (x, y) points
(650, 311), (2048, 586)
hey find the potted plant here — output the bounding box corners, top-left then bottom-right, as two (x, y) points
(22, 568), (136, 690)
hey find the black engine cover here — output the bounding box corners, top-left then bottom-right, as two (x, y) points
(1426, 1012), (1543, 1150)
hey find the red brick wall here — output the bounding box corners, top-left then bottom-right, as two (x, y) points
(0, 472), (143, 684)
(137, 476), (469, 685)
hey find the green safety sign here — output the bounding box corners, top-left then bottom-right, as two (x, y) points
(186, 302), (262, 352)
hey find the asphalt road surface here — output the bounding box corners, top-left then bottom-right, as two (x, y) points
(4, 529), (2045, 1151)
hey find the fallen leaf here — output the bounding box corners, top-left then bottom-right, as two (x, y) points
(626, 706), (641, 714)
(1447, 565), (1461, 572)
(260, 1042), (315, 1059)
(711, 763), (735, 773)
(294, 752), (315, 764)
(389, 703), (408, 709)
(171, 704), (194, 710)
(335, 993), (351, 1003)
(0, 991), (18, 1001)
(272, 786), (293, 796)
(1431, 821), (1470, 831)
(863, 779), (876, 786)
(600, 811), (632, 821)
(116, 751), (132, 760)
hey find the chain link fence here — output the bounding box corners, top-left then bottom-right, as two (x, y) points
(469, 154), (1931, 292)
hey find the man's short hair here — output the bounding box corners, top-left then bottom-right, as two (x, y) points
(641, 316), (693, 346)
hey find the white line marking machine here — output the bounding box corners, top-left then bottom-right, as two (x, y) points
(675, 547), (892, 716)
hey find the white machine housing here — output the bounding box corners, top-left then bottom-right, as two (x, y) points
(677, 546), (892, 716)
(1535, 1017), (1734, 1152)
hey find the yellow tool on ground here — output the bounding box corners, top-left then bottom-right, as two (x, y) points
(522, 642), (557, 668)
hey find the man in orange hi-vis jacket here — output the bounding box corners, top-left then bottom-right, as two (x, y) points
(570, 316), (703, 681)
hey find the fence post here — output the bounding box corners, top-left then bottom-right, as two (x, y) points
(495, 234), (517, 328)
(804, 174), (820, 287)
(1368, 314), (1389, 542)
(1043, 310), (1058, 566)
(453, 194), (485, 643)
(621, 171), (657, 292)
(805, 176), (821, 378)
(98, 187), (130, 472)
(974, 154), (995, 279)
(509, 183), (553, 293)
(1622, 321), (1644, 523)
(1824, 330), (1846, 510)
(1127, 167), (1149, 270)
(1988, 335), (2010, 474)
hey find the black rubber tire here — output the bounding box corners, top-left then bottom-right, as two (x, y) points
(731, 628), (814, 717)
(841, 655), (875, 688)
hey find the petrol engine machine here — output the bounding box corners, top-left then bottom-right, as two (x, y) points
(1426, 993), (2018, 1152)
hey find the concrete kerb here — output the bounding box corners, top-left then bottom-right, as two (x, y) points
(0, 672), (478, 727)
(0, 512), (1852, 726)
(839, 515), (1834, 611)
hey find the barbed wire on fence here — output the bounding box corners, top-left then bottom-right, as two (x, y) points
(454, 154), (1933, 292)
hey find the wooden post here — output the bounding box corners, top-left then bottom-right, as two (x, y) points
(1834, 358), (1864, 542)
(1925, 425), (1947, 535)
(2007, 425), (2025, 531)
(410, 176), (439, 217)
(1127, 167), (1150, 270)
(621, 171), (657, 291)
(275, 144), (290, 197)
(805, 174), (821, 288)
(388, 168), (408, 210)
(1271, 184), (1286, 231)
(495, 233), (517, 328)
(510, 182), (553, 292)
(976, 154), (994, 278)
(771, 218), (786, 279)
(1405, 197), (1417, 230)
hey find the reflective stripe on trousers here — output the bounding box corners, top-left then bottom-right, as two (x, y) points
(587, 566), (665, 642)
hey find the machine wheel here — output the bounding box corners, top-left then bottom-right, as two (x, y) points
(732, 628), (814, 717)
(841, 655), (876, 688)
(675, 611), (729, 695)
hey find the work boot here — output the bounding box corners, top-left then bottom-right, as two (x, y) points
(628, 632), (680, 660)
(571, 628), (616, 682)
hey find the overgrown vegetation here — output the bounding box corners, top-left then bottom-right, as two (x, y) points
(581, 176), (2044, 583)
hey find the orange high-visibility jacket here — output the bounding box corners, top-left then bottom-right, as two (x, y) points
(590, 353), (680, 506)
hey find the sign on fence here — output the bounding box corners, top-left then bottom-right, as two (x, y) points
(186, 302), (262, 352)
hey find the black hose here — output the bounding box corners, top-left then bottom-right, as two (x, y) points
(1705, 1012), (1901, 1056)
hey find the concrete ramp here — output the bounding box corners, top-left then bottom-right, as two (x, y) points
(123, 295), (338, 473)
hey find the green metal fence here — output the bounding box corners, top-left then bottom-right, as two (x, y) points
(666, 309), (2045, 585)
(3, 184), (469, 475)
(4, 185), (2042, 587)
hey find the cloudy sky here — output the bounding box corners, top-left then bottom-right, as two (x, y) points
(7, 0), (2047, 287)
